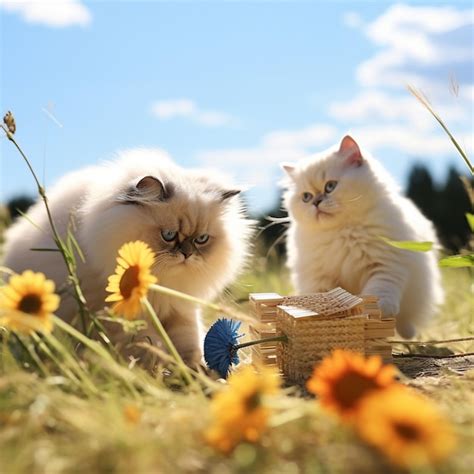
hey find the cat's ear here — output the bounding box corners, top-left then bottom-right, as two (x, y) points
(136, 175), (172, 199)
(220, 189), (241, 201)
(339, 135), (363, 167)
(120, 175), (171, 203)
(281, 162), (296, 179)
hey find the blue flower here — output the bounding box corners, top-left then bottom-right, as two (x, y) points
(204, 318), (243, 378)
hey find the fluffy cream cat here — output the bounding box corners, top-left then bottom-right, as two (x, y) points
(3, 149), (252, 366)
(282, 135), (443, 338)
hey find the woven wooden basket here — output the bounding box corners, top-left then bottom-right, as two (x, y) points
(249, 288), (394, 383)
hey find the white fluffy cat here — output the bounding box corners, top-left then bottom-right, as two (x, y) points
(282, 135), (443, 338)
(3, 149), (252, 366)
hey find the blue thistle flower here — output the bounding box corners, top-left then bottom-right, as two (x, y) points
(204, 318), (243, 378)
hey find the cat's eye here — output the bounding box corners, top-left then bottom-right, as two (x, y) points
(302, 192), (313, 203)
(194, 234), (210, 245)
(161, 229), (178, 242)
(324, 180), (338, 193)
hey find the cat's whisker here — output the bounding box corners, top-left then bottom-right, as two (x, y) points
(321, 202), (341, 212)
(342, 194), (363, 203)
(257, 216), (290, 239)
(152, 255), (170, 268)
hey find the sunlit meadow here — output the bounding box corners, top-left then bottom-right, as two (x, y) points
(0, 117), (472, 471)
(1, 2), (473, 473)
(0, 250), (473, 473)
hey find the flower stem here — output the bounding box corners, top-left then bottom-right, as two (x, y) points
(52, 315), (115, 362)
(234, 335), (288, 351)
(11, 332), (49, 377)
(31, 332), (82, 386)
(53, 316), (144, 397)
(149, 283), (254, 324)
(86, 317), (122, 360)
(141, 297), (194, 388)
(1, 124), (89, 333)
(44, 332), (99, 396)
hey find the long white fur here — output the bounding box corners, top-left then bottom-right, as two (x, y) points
(2, 149), (253, 366)
(282, 136), (444, 338)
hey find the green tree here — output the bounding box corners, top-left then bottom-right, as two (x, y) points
(6, 194), (35, 220)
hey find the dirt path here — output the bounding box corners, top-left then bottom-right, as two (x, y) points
(394, 354), (474, 378)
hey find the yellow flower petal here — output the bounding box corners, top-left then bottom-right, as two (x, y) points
(104, 240), (157, 320)
(0, 271), (59, 335)
(356, 386), (456, 468)
(205, 365), (280, 454)
(306, 350), (398, 421)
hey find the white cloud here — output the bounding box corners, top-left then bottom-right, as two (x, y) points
(151, 98), (236, 127)
(356, 4), (474, 91)
(194, 4), (474, 212)
(328, 90), (469, 131)
(262, 124), (336, 149)
(152, 99), (195, 119)
(0, 0), (91, 28)
(197, 123), (336, 189)
(343, 11), (363, 29)
(331, 4), (474, 159)
(460, 84), (474, 102)
(349, 124), (472, 158)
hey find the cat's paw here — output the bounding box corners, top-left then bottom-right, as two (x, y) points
(396, 320), (416, 339)
(378, 298), (400, 318)
(181, 349), (204, 368)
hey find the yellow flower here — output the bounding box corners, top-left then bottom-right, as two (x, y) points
(105, 241), (157, 319)
(356, 386), (456, 468)
(0, 270), (59, 334)
(123, 404), (141, 425)
(205, 365), (280, 454)
(306, 350), (398, 421)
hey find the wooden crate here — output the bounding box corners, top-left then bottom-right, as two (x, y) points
(249, 288), (395, 383)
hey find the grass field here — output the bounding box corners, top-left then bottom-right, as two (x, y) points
(0, 256), (472, 474)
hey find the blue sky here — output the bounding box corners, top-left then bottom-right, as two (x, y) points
(1, 1), (473, 213)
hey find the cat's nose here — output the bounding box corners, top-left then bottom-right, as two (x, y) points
(313, 196), (323, 207)
(180, 240), (194, 259)
(180, 249), (193, 259)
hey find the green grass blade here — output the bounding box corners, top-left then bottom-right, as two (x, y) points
(408, 85), (473, 175)
(67, 230), (86, 263)
(439, 254), (474, 268)
(465, 213), (474, 233)
(379, 236), (433, 252)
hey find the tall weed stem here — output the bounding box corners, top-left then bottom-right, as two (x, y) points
(1, 124), (89, 332)
(141, 297), (195, 388)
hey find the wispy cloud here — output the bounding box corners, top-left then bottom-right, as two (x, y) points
(150, 99), (236, 127)
(197, 124), (336, 187)
(261, 124), (337, 150)
(328, 90), (472, 159)
(332, 4), (473, 158)
(328, 90), (469, 131)
(356, 3), (473, 90)
(348, 125), (472, 159)
(195, 4), (473, 211)
(0, 0), (92, 28)
(343, 11), (363, 29)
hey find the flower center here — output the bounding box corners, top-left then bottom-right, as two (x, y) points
(393, 421), (420, 441)
(119, 265), (140, 299)
(18, 293), (42, 315)
(332, 371), (380, 410)
(244, 391), (261, 411)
